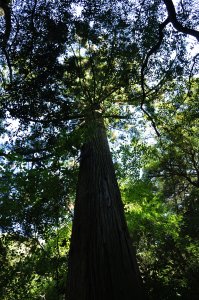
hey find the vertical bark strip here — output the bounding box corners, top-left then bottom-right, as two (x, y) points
(67, 113), (146, 300)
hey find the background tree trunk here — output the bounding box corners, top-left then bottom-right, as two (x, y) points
(66, 113), (146, 300)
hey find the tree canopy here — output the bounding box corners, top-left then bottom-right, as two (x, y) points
(0, 0), (199, 299)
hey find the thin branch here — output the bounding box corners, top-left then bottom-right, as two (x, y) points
(88, 41), (96, 104)
(140, 17), (170, 138)
(70, 43), (92, 104)
(175, 171), (199, 188)
(141, 17), (170, 105)
(2, 47), (12, 82)
(140, 0), (199, 137)
(99, 85), (122, 103)
(0, 0), (12, 82)
(163, 0), (199, 42)
(141, 106), (160, 137)
(103, 114), (130, 120)
(141, 17), (170, 90)
(187, 53), (199, 94)
(10, 114), (85, 124)
(0, 148), (53, 162)
(0, 0), (11, 48)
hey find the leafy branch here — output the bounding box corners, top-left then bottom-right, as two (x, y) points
(163, 0), (199, 42)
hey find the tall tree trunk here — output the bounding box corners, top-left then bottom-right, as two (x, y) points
(66, 113), (146, 300)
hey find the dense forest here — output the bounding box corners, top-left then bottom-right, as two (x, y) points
(0, 0), (198, 299)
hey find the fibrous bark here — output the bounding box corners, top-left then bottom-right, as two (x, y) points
(66, 112), (146, 300)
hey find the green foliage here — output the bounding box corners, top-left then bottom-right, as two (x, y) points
(117, 78), (199, 299)
(122, 180), (181, 240)
(120, 177), (199, 299)
(0, 0), (198, 298)
(0, 224), (71, 300)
